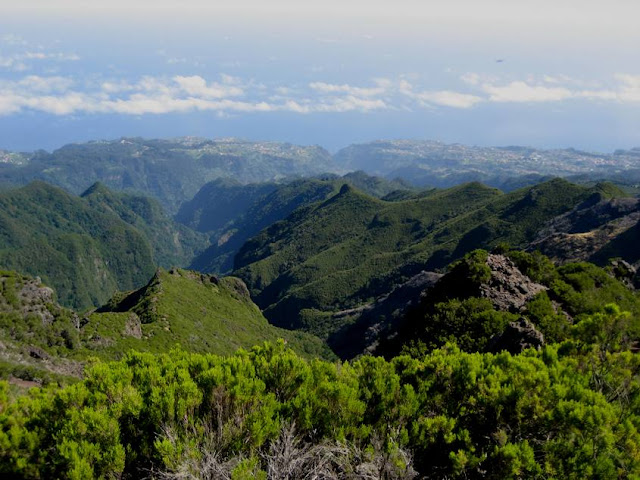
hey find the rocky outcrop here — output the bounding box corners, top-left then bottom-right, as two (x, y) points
(0, 274), (61, 326)
(480, 254), (547, 312)
(530, 197), (640, 265)
(18, 278), (56, 325)
(123, 313), (142, 339)
(608, 259), (637, 289)
(487, 318), (545, 354)
(329, 270), (443, 358)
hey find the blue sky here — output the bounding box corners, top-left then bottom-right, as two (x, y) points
(1, 0), (639, 152)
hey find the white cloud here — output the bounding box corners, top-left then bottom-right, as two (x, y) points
(416, 90), (483, 108)
(481, 81), (573, 103)
(17, 75), (74, 93)
(174, 75), (243, 98)
(460, 72), (481, 86)
(0, 34), (28, 46)
(400, 79), (482, 108)
(2, 71), (640, 118)
(0, 94), (23, 115)
(309, 81), (389, 97)
(22, 51), (80, 61)
(0, 46), (80, 72)
(101, 80), (135, 94)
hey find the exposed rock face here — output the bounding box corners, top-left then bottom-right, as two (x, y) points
(329, 270), (443, 359)
(28, 345), (50, 360)
(487, 318), (545, 354)
(0, 274), (58, 325)
(531, 197), (640, 264)
(18, 279), (56, 325)
(480, 254), (547, 312)
(608, 259), (637, 289)
(123, 313), (142, 339)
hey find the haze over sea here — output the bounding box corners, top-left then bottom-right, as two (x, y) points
(1, 0), (639, 152)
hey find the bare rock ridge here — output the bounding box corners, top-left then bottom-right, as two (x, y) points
(329, 270), (443, 358)
(480, 254), (547, 312)
(487, 318), (545, 354)
(531, 197), (640, 266)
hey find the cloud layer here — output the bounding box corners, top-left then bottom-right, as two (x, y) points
(1, 72), (640, 117)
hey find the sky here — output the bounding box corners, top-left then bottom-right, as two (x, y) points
(1, 0), (640, 153)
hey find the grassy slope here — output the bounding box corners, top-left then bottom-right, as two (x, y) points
(84, 268), (334, 360)
(233, 179), (593, 336)
(0, 268), (334, 388)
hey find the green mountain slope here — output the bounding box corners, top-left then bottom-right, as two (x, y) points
(0, 182), (156, 310)
(183, 172), (413, 274)
(81, 182), (209, 268)
(87, 268), (333, 360)
(233, 179), (595, 336)
(188, 178), (339, 273)
(0, 181), (209, 310)
(175, 177), (278, 234)
(0, 269), (333, 387)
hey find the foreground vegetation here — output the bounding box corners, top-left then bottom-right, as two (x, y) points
(2, 317), (639, 479)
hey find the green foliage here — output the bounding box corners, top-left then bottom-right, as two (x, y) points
(2, 337), (640, 478)
(81, 268), (334, 361)
(571, 303), (637, 353)
(509, 250), (640, 342)
(401, 298), (517, 355)
(449, 249), (492, 285)
(507, 250), (558, 285)
(81, 182), (209, 269)
(0, 182), (157, 310)
(523, 291), (571, 343)
(551, 262), (640, 318)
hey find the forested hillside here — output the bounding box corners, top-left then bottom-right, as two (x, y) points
(184, 172), (413, 273)
(233, 179), (600, 336)
(0, 182), (208, 310)
(0, 182), (156, 309)
(0, 170), (639, 479)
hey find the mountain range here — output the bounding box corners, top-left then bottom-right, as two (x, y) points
(2, 137), (639, 216)
(0, 137), (335, 213)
